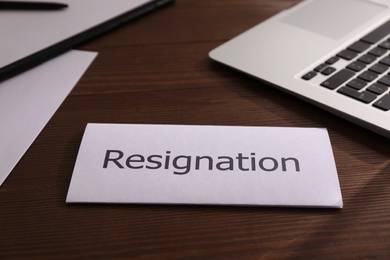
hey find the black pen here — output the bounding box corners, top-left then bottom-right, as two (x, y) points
(0, 1), (68, 10)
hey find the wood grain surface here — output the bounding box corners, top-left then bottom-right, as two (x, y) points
(1, 0), (390, 258)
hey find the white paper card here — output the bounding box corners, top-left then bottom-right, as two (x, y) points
(66, 124), (343, 208)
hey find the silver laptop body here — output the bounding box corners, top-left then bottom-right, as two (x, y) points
(210, 0), (390, 138)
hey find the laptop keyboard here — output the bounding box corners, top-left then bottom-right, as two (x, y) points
(302, 20), (390, 111)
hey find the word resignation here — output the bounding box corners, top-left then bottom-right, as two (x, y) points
(103, 150), (301, 174)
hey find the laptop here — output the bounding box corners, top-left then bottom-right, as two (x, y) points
(0, 0), (173, 81)
(209, 0), (390, 139)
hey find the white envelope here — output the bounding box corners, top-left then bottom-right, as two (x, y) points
(67, 124), (343, 208)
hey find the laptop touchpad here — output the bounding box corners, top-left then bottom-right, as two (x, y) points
(281, 0), (387, 40)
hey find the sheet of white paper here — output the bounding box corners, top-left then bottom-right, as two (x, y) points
(0, 50), (97, 186)
(67, 124), (343, 208)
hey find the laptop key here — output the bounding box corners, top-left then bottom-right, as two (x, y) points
(373, 94), (390, 110)
(348, 40), (371, 53)
(367, 83), (388, 94)
(378, 74), (390, 86)
(358, 54), (377, 64)
(347, 78), (367, 90)
(322, 67), (336, 76)
(337, 49), (358, 60)
(361, 19), (390, 44)
(320, 69), (355, 89)
(302, 71), (317, 80)
(347, 61), (366, 72)
(369, 62), (389, 74)
(314, 64), (328, 72)
(325, 56), (340, 65)
(338, 87), (377, 103)
(369, 47), (387, 57)
(380, 56), (390, 66)
(379, 40), (390, 50)
(358, 70), (378, 82)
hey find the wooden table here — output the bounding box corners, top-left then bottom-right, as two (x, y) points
(1, 0), (390, 258)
